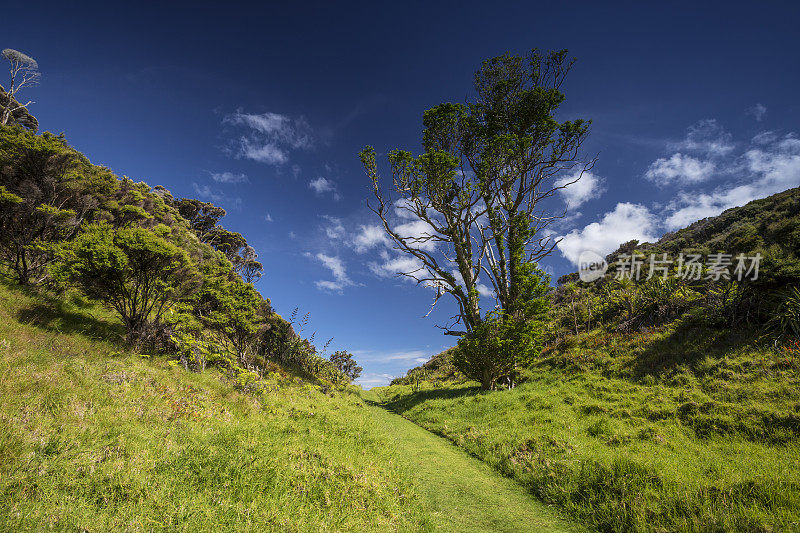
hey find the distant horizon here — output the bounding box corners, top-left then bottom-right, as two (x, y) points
(6, 0), (799, 387)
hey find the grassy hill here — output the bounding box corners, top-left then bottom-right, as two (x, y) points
(0, 280), (431, 531)
(377, 188), (800, 532)
(373, 325), (800, 531)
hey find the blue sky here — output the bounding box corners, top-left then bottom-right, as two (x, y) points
(6, 1), (799, 387)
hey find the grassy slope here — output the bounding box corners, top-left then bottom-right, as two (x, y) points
(374, 322), (800, 532)
(362, 394), (582, 532)
(0, 281), (431, 532)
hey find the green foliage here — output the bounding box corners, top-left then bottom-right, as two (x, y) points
(193, 270), (266, 365)
(329, 350), (363, 382)
(770, 286), (800, 340)
(453, 308), (546, 390)
(53, 223), (197, 346)
(173, 197), (226, 240)
(453, 261), (550, 390)
(0, 127), (90, 284)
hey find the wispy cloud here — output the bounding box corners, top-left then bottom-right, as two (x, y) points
(354, 372), (397, 388)
(210, 171), (248, 184)
(351, 224), (389, 253)
(663, 132), (800, 229)
(670, 119), (735, 157)
(192, 183), (241, 208)
(746, 103), (767, 122)
(224, 110), (313, 165)
(352, 349), (430, 362)
(309, 177), (341, 200)
(320, 215), (345, 239)
(309, 253), (356, 293)
(368, 249), (425, 279)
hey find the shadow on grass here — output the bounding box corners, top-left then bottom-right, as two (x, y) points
(15, 298), (124, 344)
(376, 385), (484, 414)
(625, 320), (758, 379)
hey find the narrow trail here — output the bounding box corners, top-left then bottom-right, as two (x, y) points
(363, 397), (584, 532)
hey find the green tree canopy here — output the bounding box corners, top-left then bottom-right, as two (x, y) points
(329, 350), (363, 382)
(55, 223), (198, 346)
(0, 127), (93, 284)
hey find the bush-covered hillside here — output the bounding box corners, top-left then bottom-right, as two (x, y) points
(0, 125), (354, 388)
(552, 186), (800, 337)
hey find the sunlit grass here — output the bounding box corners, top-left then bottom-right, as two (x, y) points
(0, 281), (430, 531)
(374, 323), (800, 532)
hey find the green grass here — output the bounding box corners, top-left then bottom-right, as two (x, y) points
(0, 281), (432, 531)
(362, 394), (581, 532)
(374, 322), (800, 532)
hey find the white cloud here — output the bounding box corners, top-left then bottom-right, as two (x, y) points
(394, 219), (438, 252)
(557, 203), (658, 265)
(209, 171), (248, 184)
(354, 372), (396, 388)
(312, 253), (355, 293)
(644, 153), (715, 186)
(369, 250), (425, 278)
(663, 133), (800, 229)
(752, 131), (778, 145)
(320, 215), (345, 239)
(238, 139), (287, 165)
(224, 110), (313, 165)
(746, 103), (767, 122)
(555, 169), (605, 209)
(673, 119), (734, 157)
(309, 177), (341, 200)
(351, 224), (389, 253)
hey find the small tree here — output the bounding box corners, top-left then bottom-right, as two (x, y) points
(329, 350), (363, 382)
(452, 262), (550, 389)
(55, 223), (197, 346)
(1, 49), (41, 128)
(235, 245), (264, 283)
(194, 272), (266, 367)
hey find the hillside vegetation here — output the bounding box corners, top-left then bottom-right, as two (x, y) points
(379, 189), (800, 532)
(0, 280), (431, 531)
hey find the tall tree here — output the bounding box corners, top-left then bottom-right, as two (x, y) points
(360, 50), (592, 335)
(1, 49), (40, 128)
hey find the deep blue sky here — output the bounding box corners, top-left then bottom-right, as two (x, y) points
(6, 1), (799, 386)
